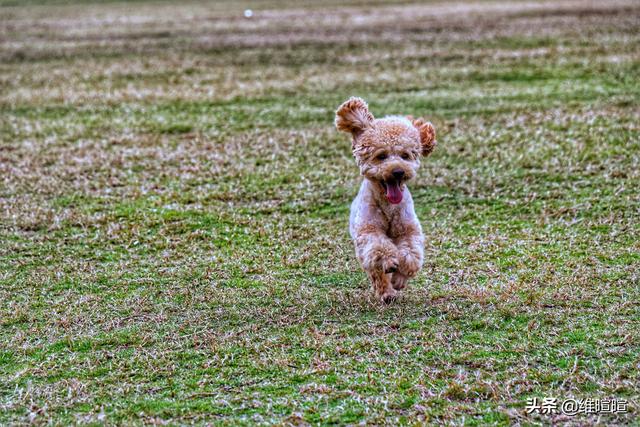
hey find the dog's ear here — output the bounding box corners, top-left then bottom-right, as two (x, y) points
(335, 97), (374, 137)
(411, 118), (437, 156)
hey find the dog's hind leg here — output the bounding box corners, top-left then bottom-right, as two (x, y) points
(391, 272), (409, 290)
(368, 269), (397, 304)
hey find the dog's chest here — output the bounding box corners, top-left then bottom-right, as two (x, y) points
(379, 208), (406, 239)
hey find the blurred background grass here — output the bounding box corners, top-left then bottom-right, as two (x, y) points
(1, 0), (639, 424)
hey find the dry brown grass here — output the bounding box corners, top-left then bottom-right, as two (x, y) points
(1, 0), (639, 425)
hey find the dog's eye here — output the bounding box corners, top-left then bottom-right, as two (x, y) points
(376, 153), (388, 161)
(401, 153), (411, 160)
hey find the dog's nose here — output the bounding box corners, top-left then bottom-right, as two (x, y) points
(392, 169), (405, 180)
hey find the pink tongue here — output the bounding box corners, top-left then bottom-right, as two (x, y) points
(386, 182), (403, 204)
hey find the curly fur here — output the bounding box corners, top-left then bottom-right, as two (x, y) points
(335, 97), (375, 142)
(335, 97), (437, 303)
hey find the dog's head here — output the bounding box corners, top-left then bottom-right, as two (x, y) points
(335, 97), (436, 204)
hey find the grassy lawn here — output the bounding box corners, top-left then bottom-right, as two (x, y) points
(1, 0), (639, 424)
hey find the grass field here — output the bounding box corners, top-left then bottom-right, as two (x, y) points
(1, 0), (639, 424)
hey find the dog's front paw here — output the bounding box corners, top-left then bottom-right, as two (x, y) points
(398, 250), (422, 278)
(382, 256), (399, 274)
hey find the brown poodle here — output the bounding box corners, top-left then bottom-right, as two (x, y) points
(336, 97), (436, 303)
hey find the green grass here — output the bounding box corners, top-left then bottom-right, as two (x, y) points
(1, 0), (639, 425)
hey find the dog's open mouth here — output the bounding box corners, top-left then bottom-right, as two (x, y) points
(381, 179), (403, 204)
